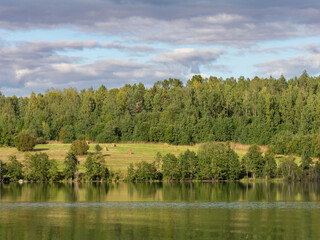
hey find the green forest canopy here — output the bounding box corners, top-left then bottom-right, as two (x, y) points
(1, 72), (320, 156)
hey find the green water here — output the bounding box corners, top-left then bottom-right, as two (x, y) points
(0, 182), (320, 239)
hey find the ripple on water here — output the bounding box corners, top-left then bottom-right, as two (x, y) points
(0, 201), (319, 210)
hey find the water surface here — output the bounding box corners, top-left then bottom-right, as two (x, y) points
(0, 182), (319, 239)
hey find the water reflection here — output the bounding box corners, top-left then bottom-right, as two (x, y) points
(1, 182), (320, 202)
(1, 182), (320, 240)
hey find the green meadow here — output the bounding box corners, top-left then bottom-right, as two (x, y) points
(0, 142), (302, 173)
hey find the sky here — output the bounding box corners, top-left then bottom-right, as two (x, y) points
(1, 0), (320, 96)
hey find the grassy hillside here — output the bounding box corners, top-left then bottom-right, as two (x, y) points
(0, 143), (199, 171)
(0, 142), (300, 172)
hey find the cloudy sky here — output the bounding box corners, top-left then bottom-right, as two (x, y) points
(1, 0), (320, 96)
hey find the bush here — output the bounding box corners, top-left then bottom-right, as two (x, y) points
(5, 155), (23, 181)
(84, 153), (108, 180)
(24, 153), (59, 181)
(0, 160), (7, 182)
(70, 140), (89, 155)
(197, 142), (241, 180)
(36, 137), (47, 144)
(161, 154), (180, 180)
(279, 156), (302, 181)
(15, 132), (36, 152)
(127, 161), (160, 181)
(94, 144), (102, 152)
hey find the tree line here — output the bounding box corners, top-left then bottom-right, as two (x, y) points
(1, 141), (320, 182)
(1, 72), (320, 156)
(0, 140), (110, 182)
(127, 143), (320, 182)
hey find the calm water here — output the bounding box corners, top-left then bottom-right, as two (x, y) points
(1, 182), (320, 239)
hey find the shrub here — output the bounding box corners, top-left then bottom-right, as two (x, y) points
(0, 160), (7, 182)
(84, 153), (108, 180)
(36, 137), (47, 144)
(161, 154), (180, 180)
(94, 144), (102, 152)
(109, 169), (122, 181)
(5, 155), (23, 181)
(279, 156), (302, 181)
(70, 140), (89, 155)
(197, 142), (241, 180)
(127, 161), (160, 181)
(24, 153), (59, 181)
(15, 132), (36, 152)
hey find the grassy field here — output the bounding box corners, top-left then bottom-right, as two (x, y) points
(0, 142), (301, 172)
(0, 143), (203, 171)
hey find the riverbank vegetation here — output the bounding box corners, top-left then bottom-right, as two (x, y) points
(0, 141), (319, 182)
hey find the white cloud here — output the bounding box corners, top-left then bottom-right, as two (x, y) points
(0, 40), (212, 95)
(153, 48), (224, 73)
(255, 53), (320, 77)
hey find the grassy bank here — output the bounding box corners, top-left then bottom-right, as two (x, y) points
(0, 143), (198, 171)
(0, 142), (302, 173)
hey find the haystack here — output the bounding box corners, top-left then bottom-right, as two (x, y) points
(86, 141), (90, 144)
(172, 146), (178, 151)
(164, 143), (169, 147)
(126, 149), (133, 154)
(102, 147), (108, 151)
(111, 143), (116, 147)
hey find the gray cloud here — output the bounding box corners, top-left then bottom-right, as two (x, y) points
(1, 58), (189, 96)
(236, 43), (320, 56)
(0, 40), (159, 88)
(0, 1), (320, 45)
(0, 40), (207, 95)
(153, 48), (224, 73)
(82, 15), (320, 46)
(100, 42), (157, 55)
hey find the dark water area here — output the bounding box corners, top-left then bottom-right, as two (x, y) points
(1, 182), (320, 239)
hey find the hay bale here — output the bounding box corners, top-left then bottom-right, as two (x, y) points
(86, 141), (90, 144)
(102, 147), (108, 151)
(111, 143), (116, 147)
(126, 149), (133, 154)
(164, 143), (169, 147)
(172, 146), (178, 151)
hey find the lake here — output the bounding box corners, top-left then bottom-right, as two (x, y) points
(0, 182), (320, 239)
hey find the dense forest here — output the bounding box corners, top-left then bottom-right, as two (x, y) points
(1, 71), (320, 156)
